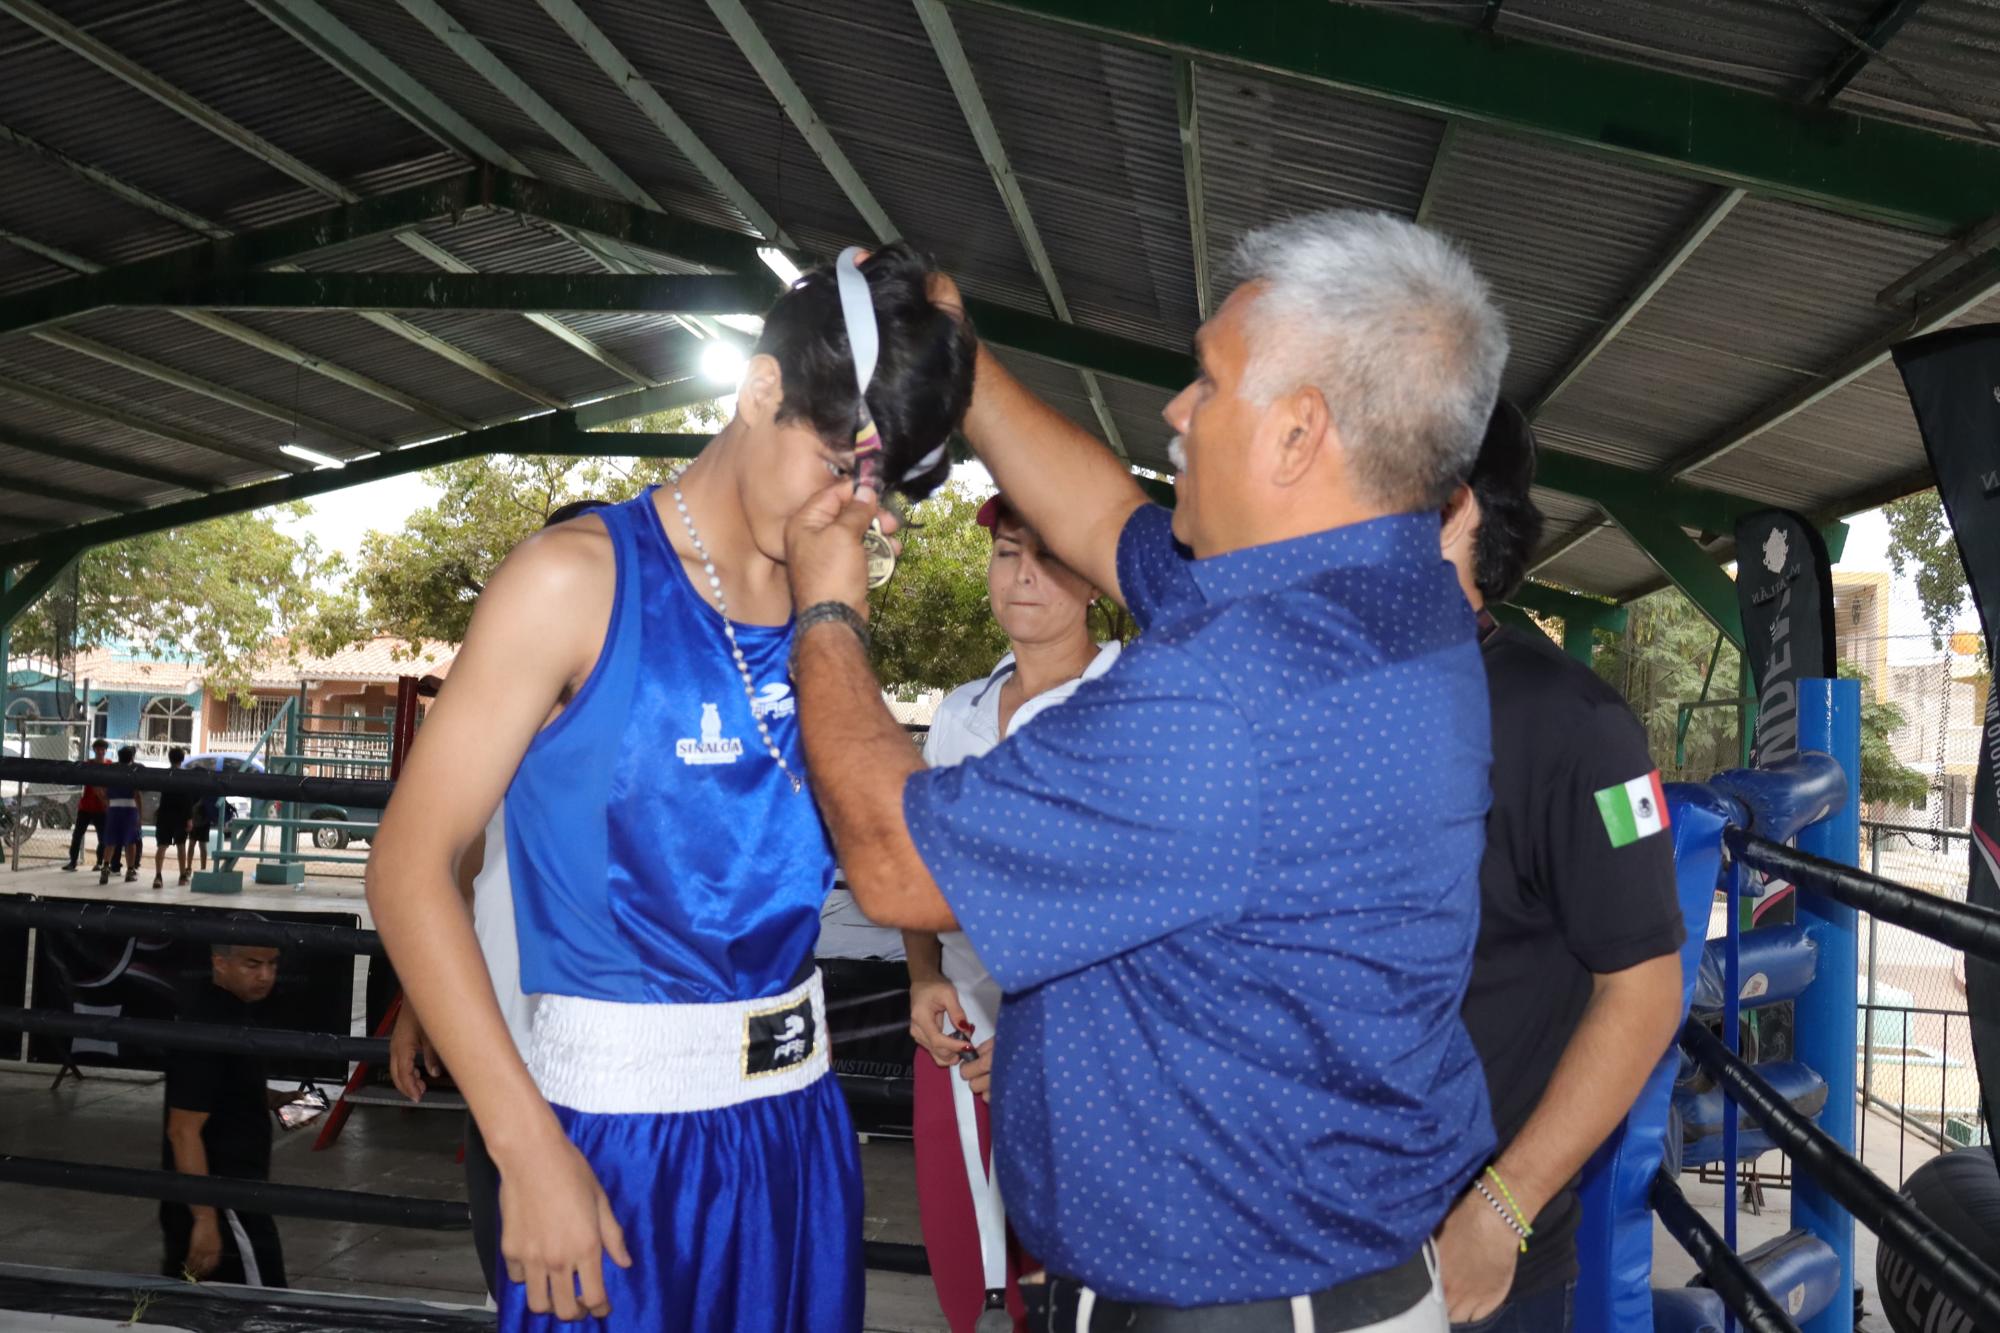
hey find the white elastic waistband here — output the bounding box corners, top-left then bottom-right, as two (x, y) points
(527, 971), (829, 1115)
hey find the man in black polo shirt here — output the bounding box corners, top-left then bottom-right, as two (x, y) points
(1434, 402), (1687, 1331)
(161, 937), (287, 1287)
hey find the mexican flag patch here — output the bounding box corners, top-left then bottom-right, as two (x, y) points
(1594, 770), (1670, 848)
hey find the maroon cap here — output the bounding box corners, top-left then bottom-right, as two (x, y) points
(975, 493), (1018, 532)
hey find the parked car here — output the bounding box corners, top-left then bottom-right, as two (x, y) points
(303, 799), (382, 851)
(181, 753), (263, 826)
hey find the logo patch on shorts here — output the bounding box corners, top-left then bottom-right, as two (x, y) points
(743, 994), (816, 1078)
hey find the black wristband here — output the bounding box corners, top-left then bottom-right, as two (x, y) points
(793, 601), (871, 662)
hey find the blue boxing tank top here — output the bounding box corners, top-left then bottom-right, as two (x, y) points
(505, 488), (834, 1005)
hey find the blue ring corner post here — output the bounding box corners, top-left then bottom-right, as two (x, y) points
(1793, 678), (1861, 1333)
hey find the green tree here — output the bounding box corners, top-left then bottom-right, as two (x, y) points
(867, 484), (1009, 695)
(326, 405), (718, 646)
(1884, 490), (1969, 651)
(14, 506), (343, 701)
(1843, 661), (1929, 810)
(867, 483), (1139, 694)
(1594, 586), (1744, 781)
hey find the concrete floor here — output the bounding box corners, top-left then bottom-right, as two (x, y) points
(0, 1066), (946, 1331)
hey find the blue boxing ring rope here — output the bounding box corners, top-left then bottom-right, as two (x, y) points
(1579, 678), (2000, 1333)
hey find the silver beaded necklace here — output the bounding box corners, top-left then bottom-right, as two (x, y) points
(671, 484), (803, 795)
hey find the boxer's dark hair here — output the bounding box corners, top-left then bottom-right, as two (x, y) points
(545, 498), (610, 528)
(1468, 398), (1543, 604)
(755, 243), (974, 501)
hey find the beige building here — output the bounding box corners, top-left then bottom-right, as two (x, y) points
(60, 638), (455, 761)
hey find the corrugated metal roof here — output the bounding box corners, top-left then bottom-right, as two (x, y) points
(1197, 66), (1442, 279)
(1833, 0), (2000, 142)
(1422, 128), (1718, 401)
(428, 0), (750, 233)
(1, 0), (1992, 608)
(61, 307), (431, 447)
(572, 0), (878, 243)
(1498, 0), (1877, 96)
(947, 5), (1200, 347)
(0, 338), (299, 465)
(1536, 523), (1672, 594)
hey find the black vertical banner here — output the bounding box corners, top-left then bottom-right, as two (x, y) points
(1734, 509), (1839, 1061)
(1891, 323), (2000, 1145)
(1735, 508), (1839, 768)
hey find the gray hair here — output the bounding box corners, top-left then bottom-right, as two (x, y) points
(1231, 210), (1508, 511)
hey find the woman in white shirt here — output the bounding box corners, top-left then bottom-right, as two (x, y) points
(905, 494), (1120, 1333)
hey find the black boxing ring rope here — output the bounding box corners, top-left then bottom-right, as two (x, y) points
(1648, 1171), (1802, 1333)
(0, 761), (933, 1276)
(0, 896), (385, 954)
(0, 1155), (471, 1230)
(0, 756), (394, 809)
(0, 1260), (496, 1331)
(1679, 1019), (2000, 1326)
(1728, 829), (2000, 960)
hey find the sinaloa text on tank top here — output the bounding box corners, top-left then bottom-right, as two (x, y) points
(676, 685), (795, 766)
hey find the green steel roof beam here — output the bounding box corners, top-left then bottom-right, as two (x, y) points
(0, 226), (95, 274)
(0, 429), (214, 494)
(491, 174), (772, 277)
(1667, 248), (2000, 482)
(1173, 59), (1214, 320)
(101, 271), (777, 317)
(534, 0), (792, 247)
(915, 0), (1127, 457)
(0, 548), (80, 634)
(271, 253), (571, 410)
(1802, 0), (1930, 104)
(243, 0), (730, 346)
(1529, 187), (1744, 418)
(1505, 580), (1626, 632)
(0, 373), (310, 474)
(0, 414), (711, 570)
(0, 18), (556, 425)
(947, 0), (2000, 235)
(1, 476), (139, 515)
(703, 0), (901, 243)
(0, 0), (357, 203)
(243, 0), (531, 175)
(0, 121), (231, 240)
(1527, 522), (1607, 576)
(1598, 493), (1744, 646)
(572, 377), (715, 430)
(1413, 123), (1457, 229)
(0, 172), (500, 337)
(395, 233), (652, 389)
(394, 0), (665, 217)
(0, 197), (481, 435)
(29, 328), (385, 453)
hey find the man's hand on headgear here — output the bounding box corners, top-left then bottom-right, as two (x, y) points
(784, 482), (899, 618)
(926, 269), (968, 330)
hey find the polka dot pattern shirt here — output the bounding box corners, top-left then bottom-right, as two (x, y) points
(901, 505), (1497, 1306)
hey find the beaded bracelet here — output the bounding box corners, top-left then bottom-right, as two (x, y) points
(1484, 1165), (1534, 1234)
(1472, 1178), (1530, 1253)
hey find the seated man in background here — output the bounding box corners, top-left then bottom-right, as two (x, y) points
(1432, 402), (1686, 1331)
(161, 932), (287, 1288)
(904, 493), (1120, 1333)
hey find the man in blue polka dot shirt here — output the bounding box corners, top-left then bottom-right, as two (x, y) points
(787, 211), (1507, 1332)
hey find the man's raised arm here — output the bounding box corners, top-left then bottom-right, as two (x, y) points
(938, 278), (1150, 606)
